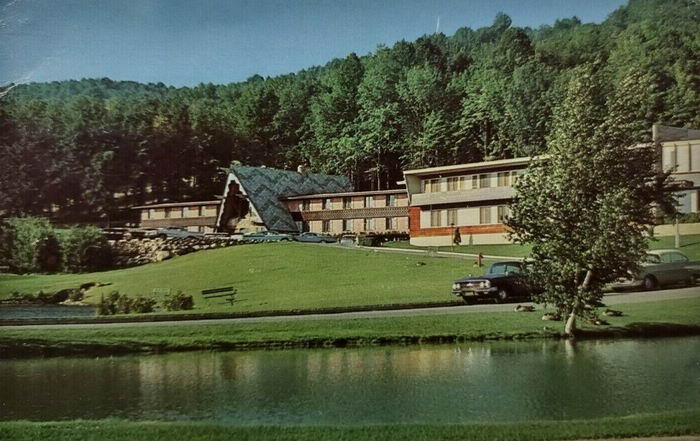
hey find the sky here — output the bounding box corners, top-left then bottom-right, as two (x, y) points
(1, 0), (628, 87)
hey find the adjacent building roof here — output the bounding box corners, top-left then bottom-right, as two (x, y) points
(222, 165), (352, 232)
(283, 188), (405, 200)
(131, 200), (221, 210)
(403, 156), (536, 177)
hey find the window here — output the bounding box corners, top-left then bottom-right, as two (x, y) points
(301, 200), (310, 211)
(497, 172), (510, 187)
(471, 175), (479, 189)
(424, 178), (441, 193)
(479, 207), (492, 224)
(479, 174), (491, 188)
(322, 220), (330, 232)
(430, 210), (444, 227)
(364, 218), (375, 231)
(505, 263), (523, 275)
(343, 219), (352, 231)
(145, 209), (152, 219)
(322, 198), (332, 210)
(198, 206), (204, 217)
(447, 208), (458, 226)
(385, 217), (392, 230)
(179, 207), (185, 217)
(343, 197), (352, 209)
(447, 177), (459, 191)
(669, 252), (689, 263)
(164, 208), (171, 218)
(364, 196), (374, 208)
(459, 176), (469, 190)
(489, 263), (506, 275)
(497, 205), (510, 223)
(511, 170), (519, 185)
(386, 194), (396, 207)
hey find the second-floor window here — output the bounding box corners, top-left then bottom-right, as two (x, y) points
(322, 198), (332, 210)
(164, 208), (171, 218)
(364, 196), (374, 208)
(343, 197), (352, 209)
(302, 200), (310, 211)
(386, 194), (396, 207)
(447, 177), (459, 191)
(479, 174), (491, 189)
(497, 172), (510, 187)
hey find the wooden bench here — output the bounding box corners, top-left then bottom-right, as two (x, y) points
(201, 287), (237, 305)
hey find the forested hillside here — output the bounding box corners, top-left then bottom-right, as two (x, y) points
(1, 0), (699, 223)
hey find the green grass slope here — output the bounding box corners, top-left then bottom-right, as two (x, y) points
(0, 243), (492, 313)
(383, 234), (700, 260)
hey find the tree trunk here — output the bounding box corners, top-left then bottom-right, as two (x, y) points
(565, 269), (594, 338)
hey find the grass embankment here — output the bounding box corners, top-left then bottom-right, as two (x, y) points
(383, 234), (700, 260)
(2, 410), (699, 441)
(0, 243), (494, 313)
(3, 296), (699, 358)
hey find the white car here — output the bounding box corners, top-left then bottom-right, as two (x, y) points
(611, 249), (698, 290)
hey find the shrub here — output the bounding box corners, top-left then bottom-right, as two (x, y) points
(96, 291), (157, 315)
(132, 297), (157, 313)
(1, 217), (57, 273)
(162, 291), (194, 311)
(59, 226), (112, 272)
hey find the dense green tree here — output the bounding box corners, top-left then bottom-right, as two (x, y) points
(507, 65), (675, 336)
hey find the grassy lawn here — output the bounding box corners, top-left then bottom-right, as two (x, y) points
(382, 240), (532, 257)
(1, 410), (699, 441)
(0, 243), (495, 313)
(3, 296), (699, 357)
(382, 233), (700, 260)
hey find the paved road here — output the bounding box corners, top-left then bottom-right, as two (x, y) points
(3, 285), (699, 330)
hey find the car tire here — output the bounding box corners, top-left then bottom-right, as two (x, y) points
(643, 275), (658, 291)
(496, 288), (509, 303)
(686, 275), (696, 287)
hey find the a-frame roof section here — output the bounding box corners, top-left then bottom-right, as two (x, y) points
(223, 165), (352, 232)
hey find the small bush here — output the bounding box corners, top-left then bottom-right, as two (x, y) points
(96, 291), (157, 315)
(59, 226), (112, 272)
(162, 291), (194, 311)
(132, 297), (157, 313)
(1, 217), (56, 273)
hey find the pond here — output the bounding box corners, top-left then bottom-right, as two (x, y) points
(1, 337), (699, 424)
(0, 304), (96, 320)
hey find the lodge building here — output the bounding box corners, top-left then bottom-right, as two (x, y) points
(283, 189), (409, 234)
(402, 157), (531, 246)
(132, 124), (699, 244)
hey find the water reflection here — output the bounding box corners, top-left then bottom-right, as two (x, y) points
(1, 337), (699, 424)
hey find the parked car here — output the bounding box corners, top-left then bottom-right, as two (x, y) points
(101, 227), (132, 240)
(452, 261), (538, 304)
(156, 227), (205, 240)
(242, 231), (293, 242)
(130, 228), (158, 239)
(339, 234), (356, 247)
(204, 232), (232, 240)
(610, 249), (698, 291)
(294, 232), (337, 243)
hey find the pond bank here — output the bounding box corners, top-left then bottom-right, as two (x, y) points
(1, 410), (699, 441)
(2, 297), (700, 359)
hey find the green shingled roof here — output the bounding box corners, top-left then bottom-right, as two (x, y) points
(227, 165), (352, 232)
